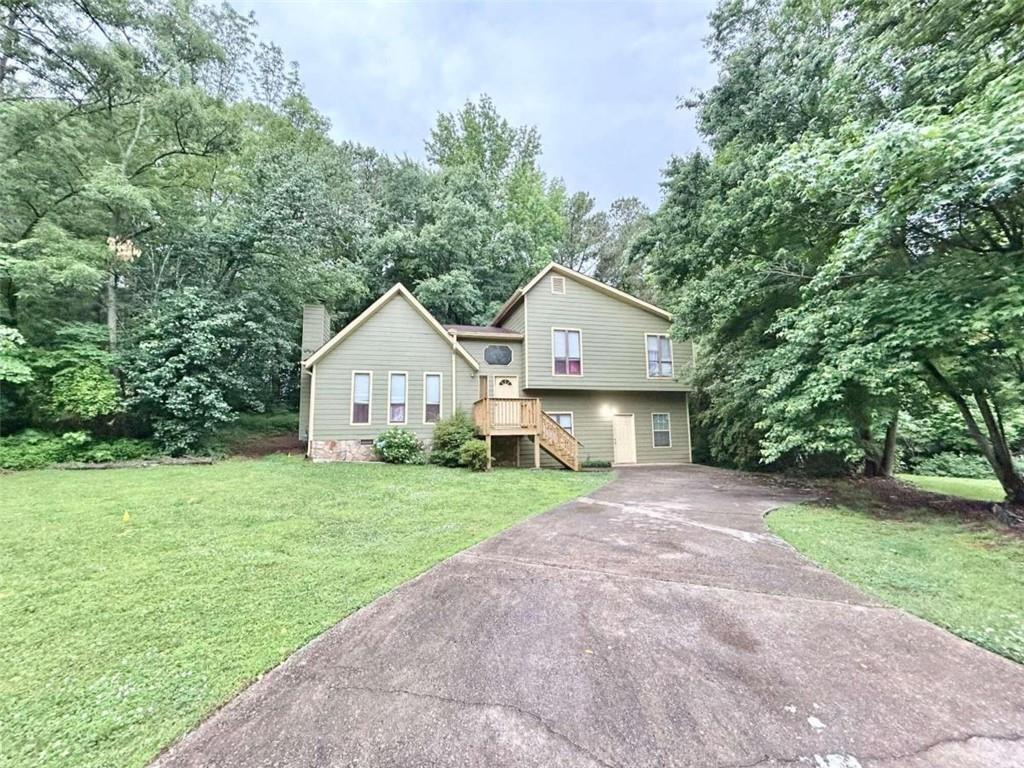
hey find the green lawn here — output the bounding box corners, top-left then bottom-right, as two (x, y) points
(768, 505), (1024, 664)
(1, 457), (608, 768)
(897, 473), (1005, 502)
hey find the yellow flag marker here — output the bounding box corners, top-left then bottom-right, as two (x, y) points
(122, 512), (130, 523)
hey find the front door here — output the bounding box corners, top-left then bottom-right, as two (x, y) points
(493, 376), (519, 398)
(612, 413), (637, 464)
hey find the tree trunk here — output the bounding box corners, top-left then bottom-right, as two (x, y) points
(923, 359), (1024, 507)
(972, 387), (1024, 506)
(106, 271), (117, 350)
(880, 412), (899, 478)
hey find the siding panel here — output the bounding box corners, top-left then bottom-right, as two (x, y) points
(521, 273), (694, 391)
(311, 294), (477, 443)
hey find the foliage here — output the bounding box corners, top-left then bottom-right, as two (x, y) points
(373, 428), (424, 464)
(122, 290), (275, 454)
(458, 439), (489, 471)
(641, 0), (1024, 502)
(0, 430), (154, 470)
(768, 504), (1024, 664)
(0, 327), (33, 384)
(429, 411), (478, 467)
(581, 458), (612, 469)
(46, 363), (120, 423)
(912, 452), (1011, 481)
(0, 457), (608, 768)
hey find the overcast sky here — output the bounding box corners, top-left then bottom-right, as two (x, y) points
(238, 1), (718, 209)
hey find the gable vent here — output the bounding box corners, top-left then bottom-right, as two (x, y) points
(550, 275), (566, 295)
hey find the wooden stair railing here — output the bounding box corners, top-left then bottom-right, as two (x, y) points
(538, 411), (581, 471)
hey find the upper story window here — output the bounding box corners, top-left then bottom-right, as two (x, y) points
(424, 373), (441, 424)
(652, 413), (671, 447)
(388, 372), (407, 424)
(552, 329), (582, 376)
(550, 275), (566, 294)
(483, 345), (513, 366)
(352, 372), (371, 424)
(646, 334), (673, 378)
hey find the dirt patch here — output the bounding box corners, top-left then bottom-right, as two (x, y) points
(809, 476), (1024, 535)
(231, 434), (305, 458)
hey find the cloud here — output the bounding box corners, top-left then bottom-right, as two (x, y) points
(236, 0), (717, 207)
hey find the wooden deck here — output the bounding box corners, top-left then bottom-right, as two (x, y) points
(472, 397), (581, 471)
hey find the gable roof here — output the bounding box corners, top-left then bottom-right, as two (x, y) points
(302, 284), (480, 371)
(491, 262), (671, 326)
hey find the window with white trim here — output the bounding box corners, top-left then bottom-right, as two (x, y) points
(652, 413), (671, 447)
(553, 329), (582, 376)
(424, 373), (441, 423)
(389, 373), (407, 424)
(646, 334), (673, 378)
(352, 372), (371, 424)
(549, 412), (574, 434)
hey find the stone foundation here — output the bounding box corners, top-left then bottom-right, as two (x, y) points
(308, 439), (378, 462)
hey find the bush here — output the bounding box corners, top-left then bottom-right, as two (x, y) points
(913, 451), (999, 479)
(0, 430), (157, 470)
(581, 458), (611, 468)
(429, 411), (477, 467)
(373, 428), (424, 464)
(458, 439), (489, 471)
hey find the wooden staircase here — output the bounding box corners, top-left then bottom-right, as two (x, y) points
(472, 397), (581, 470)
(536, 410), (580, 471)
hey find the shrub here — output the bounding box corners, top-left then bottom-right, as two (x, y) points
(429, 411), (477, 467)
(0, 431), (157, 470)
(373, 428), (424, 464)
(913, 451), (999, 479)
(458, 439), (489, 471)
(581, 458), (611, 468)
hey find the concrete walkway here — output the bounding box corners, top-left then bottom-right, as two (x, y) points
(153, 465), (1024, 768)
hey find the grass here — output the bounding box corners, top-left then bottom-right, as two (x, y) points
(767, 505), (1024, 664)
(897, 473), (1005, 502)
(0, 457), (609, 768)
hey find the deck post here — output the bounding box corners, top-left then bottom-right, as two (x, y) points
(486, 434), (492, 470)
(533, 436), (540, 469)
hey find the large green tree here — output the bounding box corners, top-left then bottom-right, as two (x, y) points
(642, 0), (1024, 507)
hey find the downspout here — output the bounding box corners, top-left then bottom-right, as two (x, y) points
(306, 364), (317, 458)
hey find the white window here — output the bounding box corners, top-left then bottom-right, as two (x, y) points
(553, 329), (582, 376)
(549, 412), (574, 434)
(424, 373), (441, 424)
(351, 372), (371, 425)
(652, 413), (671, 447)
(646, 334), (673, 378)
(388, 372), (407, 424)
(550, 275), (566, 294)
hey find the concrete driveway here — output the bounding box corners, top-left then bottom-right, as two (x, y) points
(153, 465), (1024, 768)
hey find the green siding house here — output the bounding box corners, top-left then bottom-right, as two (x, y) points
(300, 263), (693, 469)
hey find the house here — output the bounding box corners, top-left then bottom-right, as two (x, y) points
(299, 263), (693, 469)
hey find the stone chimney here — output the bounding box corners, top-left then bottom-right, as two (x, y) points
(299, 304), (331, 441)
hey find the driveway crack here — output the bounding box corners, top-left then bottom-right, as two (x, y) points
(329, 682), (619, 768)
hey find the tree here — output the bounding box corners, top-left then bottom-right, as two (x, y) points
(644, 0), (1024, 507)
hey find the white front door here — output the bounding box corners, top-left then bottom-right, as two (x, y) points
(493, 376), (519, 398)
(612, 413), (637, 464)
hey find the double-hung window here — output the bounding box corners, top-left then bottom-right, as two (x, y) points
(646, 334), (673, 378)
(652, 413), (671, 447)
(424, 373), (441, 423)
(553, 329), (582, 376)
(352, 372), (371, 424)
(389, 373), (407, 424)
